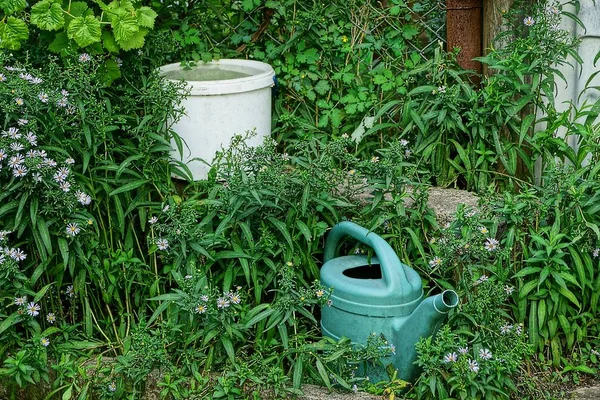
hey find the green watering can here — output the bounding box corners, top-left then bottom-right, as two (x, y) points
(320, 221), (459, 382)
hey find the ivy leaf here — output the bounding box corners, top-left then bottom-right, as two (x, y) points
(116, 27), (147, 50)
(0, 17), (29, 50)
(110, 9), (139, 43)
(102, 30), (120, 53)
(31, 0), (65, 31)
(67, 15), (101, 47)
(0, 0), (26, 14)
(137, 6), (157, 29)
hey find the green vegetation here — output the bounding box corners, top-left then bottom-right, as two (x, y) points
(1, 0), (599, 399)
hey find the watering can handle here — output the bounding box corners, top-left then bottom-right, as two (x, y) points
(323, 221), (408, 288)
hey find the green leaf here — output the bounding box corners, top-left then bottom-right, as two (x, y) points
(49, 31), (71, 53)
(67, 15), (101, 47)
(0, 17), (29, 50)
(68, 1), (89, 17)
(221, 336), (235, 362)
(31, 0), (65, 31)
(99, 59), (121, 84)
(108, 180), (148, 196)
(0, 0), (26, 14)
(314, 80), (331, 95)
(137, 6), (157, 28)
(101, 30), (119, 53)
(116, 27), (147, 50)
(110, 9), (139, 43)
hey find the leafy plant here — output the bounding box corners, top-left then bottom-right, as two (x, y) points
(1, 0), (157, 53)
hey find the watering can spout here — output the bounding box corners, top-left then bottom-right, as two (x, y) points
(404, 290), (459, 333)
(391, 290), (459, 381)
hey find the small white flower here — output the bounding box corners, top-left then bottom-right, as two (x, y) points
(65, 157), (75, 165)
(156, 238), (169, 251)
(438, 86), (446, 93)
(13, 165), (27, 177)
(371, 156), (379, 163)
(14, 296), (27, 306)
(429, 256), (442, 267)
(504, 285), (515, 295)
(38, 92), (49, 103)
(79, 53), (91, 63)
(593, 248), (599, 258)
(11, 248), (27, 261)
(44, 158), (57, 167)
(217, 297), (230, 309)
(0, 149), (6, 161)
(523, 16), (535, 26)
(148, 216), (158, 224)
(108, 382), (117, 392)
(400, 139), (409, 146)
(46, 313), (56, 324)
(468, 359), (479, 373)
(475, 274), (489, 285)
(61, 89), (69, 97)
(7, 127), (20, 139)
(443, 352), (458, 363)
(200, 295), (209, 302)
(57, 97), (69, 107)
(479, 348), (492, 360)
(478, 226), (489, 235)
(26, 302), (41, 317)
(59, 181), (71, 192)
(162, 205), (170, 212)
(229, 293), (241, 304)
(10, 142), (24, 152)
(0, 73), (5, 81)
(17, 119), (28, 126)
(500, 324), (513, 334)
(66, 223), (80, 237)
(40, 337), (50, 347)
(66, 285), (74, 297)
(484, 237), (499, 251)
(195, 304), (207, 314)
(515, 324), (523, 335)
(458, 346), (469, 355)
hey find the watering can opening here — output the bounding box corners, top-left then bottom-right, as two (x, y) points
(342, 264), (382, 280)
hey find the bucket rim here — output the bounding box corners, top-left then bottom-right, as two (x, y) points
(158, 60), (275, 96)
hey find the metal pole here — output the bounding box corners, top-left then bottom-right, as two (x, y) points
(446, 0), (483, 74)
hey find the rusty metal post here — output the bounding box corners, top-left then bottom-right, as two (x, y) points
(446, 0), (483, 74)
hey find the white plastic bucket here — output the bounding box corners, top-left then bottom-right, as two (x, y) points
(159, 59), (275, 180)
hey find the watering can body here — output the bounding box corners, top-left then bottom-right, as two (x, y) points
(320, 221), (458, 383)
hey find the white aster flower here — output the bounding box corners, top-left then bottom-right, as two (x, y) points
(66, 223), (80, 237)
(26, 302), (41, 317)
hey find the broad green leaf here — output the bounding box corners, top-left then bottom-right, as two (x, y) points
(0, 17), (29, 50)
(101, 30), (119, 53)
(116, 27), (147, 50)
(67, 15), (101, 47)
(49, 31), (71, 53)
(68, 1), (89, 17)
(31, 0), (65, 31)
(110, 9), (138, 43)
(0, 0), (26, 14)
(137, 6), (157, 28)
